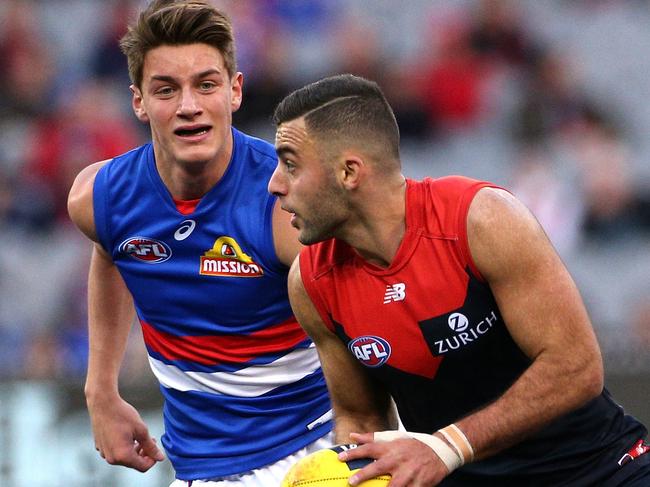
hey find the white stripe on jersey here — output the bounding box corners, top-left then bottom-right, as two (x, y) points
(148, 343), (322, 397)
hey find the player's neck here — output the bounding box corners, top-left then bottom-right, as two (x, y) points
(154, 150), (231, 200)
(346, 176), (407, 268)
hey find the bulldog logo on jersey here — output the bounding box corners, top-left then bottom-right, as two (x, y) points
(199, 236), (264, 277)
(349, 335), (391, 368)
(120, 237), (172, 263)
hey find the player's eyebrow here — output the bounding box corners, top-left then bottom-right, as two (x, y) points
(275, 146), (297, 159)
(193, 68), (223, 79)
(150, 74), (177, 84)
(150, 69), (224, 84)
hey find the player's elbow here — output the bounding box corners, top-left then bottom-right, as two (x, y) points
(574, 347), (604, 405)
(586, 359), (605, 399)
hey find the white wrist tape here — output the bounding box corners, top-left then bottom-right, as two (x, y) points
(373, 430), (462, 473)
(374, 430), (411, 442)
(437, 424), (474, 463)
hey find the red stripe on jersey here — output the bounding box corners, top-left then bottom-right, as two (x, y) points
(141, 318), (308, 365)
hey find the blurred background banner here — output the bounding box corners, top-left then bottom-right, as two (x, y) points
(0, 0), (649, 485)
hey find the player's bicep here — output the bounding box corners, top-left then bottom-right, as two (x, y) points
(467, 188), (600, 366)
(287, 257), (328, 341)
(287, 257), (358, 372)
(287, 259), (395, 434)
(88, 243), (134, 315)
(68, 160), (110, 243)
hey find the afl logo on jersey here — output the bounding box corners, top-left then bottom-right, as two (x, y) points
(349, 336), (391, 368)
(120, 237), (172, 263)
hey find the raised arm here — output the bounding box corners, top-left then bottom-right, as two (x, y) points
(287, 256), (398, 443)
(67, 162), (164, 471)
(343, 187), (603, 486)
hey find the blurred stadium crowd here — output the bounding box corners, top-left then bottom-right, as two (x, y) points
(1, 0), (649, 384)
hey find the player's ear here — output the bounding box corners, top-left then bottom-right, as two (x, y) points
(231, 72), (243, 113)
(131, 84), (149, 123)
(339, 153), (364, 190)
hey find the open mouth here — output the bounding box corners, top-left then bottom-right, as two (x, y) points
(174, 126), (211, 137)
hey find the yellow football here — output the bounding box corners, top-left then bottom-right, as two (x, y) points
(282, 444), (391, 486)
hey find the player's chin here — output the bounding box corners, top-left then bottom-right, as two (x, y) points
(174, 146), (218, 165)
(298, 228), (326, 246)
(297, 229), (315, 246)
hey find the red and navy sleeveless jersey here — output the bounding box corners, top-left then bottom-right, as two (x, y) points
(300, 176), (646, 486)
(93, 128), (331, 480)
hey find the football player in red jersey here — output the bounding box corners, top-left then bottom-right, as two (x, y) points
(268, 74), (650, 486)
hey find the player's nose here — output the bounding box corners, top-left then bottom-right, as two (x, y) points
(268, 165), (286, 196)
(177, 87), (202, 117)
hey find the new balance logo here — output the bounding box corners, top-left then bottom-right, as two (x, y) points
(383, 283), (406, 304)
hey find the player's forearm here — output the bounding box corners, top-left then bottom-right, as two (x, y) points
(453, 347), (603, 461)
(85, 319), (132, 400)
(333, 392), (399, 444)
(335, 410), (396, 444)
(85, 250), (136, 401)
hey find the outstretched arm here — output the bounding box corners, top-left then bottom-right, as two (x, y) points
(287, 256), (398, 443)
(68, 162), (164, 471)
(343, 187), (603, 486)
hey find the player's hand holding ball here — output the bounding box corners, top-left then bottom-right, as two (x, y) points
(342, 431), (459, 486)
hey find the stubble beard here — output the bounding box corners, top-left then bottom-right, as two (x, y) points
(298, 217), (339, 245)
(298, 185), (348, 245)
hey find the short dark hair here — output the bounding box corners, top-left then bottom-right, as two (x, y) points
(120, 0), (236, 88)
(273, 74), (400, 162)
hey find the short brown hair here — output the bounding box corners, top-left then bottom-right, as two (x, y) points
(273, 74), (401, 163)
(119, 0), (236, 88)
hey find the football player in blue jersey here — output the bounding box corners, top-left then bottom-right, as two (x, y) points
(67, 1), (332, 485)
